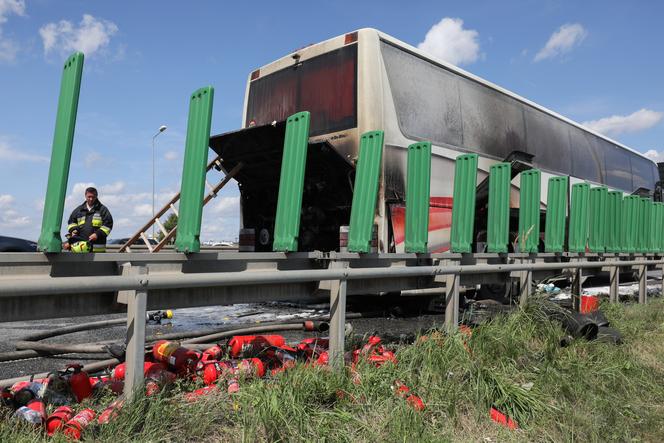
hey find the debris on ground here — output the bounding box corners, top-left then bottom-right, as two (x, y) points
(1, 333), (409, 439)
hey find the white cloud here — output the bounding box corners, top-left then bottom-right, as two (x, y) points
(0, 37), (18, 63)
(208, 196), (240, 216)
(133, 204), (153, 217)
(417, 17), (480, 66)
(535, 23), (587, 62)
(0, 192), (31, 230)
(0, 0), (24, 23)
(39, 14), (118, 57)
(101, 181), (125, 194)
(0, 193), (14, 208)
(582, 109), (663, 136)
(644, 150), (664, 163)
(164, 150), (178, 161)
(0, 0), (25, 63)
(0, 138), (49, 162)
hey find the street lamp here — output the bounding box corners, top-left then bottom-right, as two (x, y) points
(152, 125), (167, 238)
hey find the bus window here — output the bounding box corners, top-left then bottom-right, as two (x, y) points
(603, 142), (633, 191)
(631, 154), (656, 192)
(569, 127), (603, 183)
(458, 77), (527, 159)
(524, 107), (571, 175)
(245, 44), (357, 136)
(380, 41), (462, 148)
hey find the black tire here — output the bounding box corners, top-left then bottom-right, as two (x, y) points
(584, 310), (610, 327)
(561, 311), (599, 340)
(596, 326), (622, 345)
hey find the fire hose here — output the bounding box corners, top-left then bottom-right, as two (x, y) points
(0, 318), (357, 388)
(0, 312), (370, 363)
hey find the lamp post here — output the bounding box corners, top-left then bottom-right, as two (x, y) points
(152, 125), (167, 238)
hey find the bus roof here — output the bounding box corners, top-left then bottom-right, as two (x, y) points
(251, 27), (653, 163)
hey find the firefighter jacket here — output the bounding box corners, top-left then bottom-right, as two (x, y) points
(66, 200), (113, 252)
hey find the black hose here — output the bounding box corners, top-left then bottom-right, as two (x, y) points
(21, 318), (126, 341)
(14, 341), (105, 354)
(1, 313), (367, 362)
(0, 311), (376, 372)
(182, 322), (325, 345)
(0, 322), (335, 386)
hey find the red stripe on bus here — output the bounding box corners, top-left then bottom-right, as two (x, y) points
(390, 198), (453, 245)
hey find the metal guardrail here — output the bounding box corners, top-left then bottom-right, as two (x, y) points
(1, 250), (662, 399)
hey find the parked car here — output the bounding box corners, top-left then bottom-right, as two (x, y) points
(211, 241), (234, 247)
(0, 235), (38, 252)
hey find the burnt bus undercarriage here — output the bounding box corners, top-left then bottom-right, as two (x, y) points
(210, 122), (354, 252)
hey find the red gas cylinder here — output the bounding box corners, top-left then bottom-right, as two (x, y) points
(66, 364), (93, 403)
(228, 335), (286, 358)
(63, 409), (96, 440)
(367, 351), (397, 367)
(227, 377), (240, 394)
(111, 363), (126, 381)
(91, 378), (124, 396)
(406, 394), (426, 411)
(112, 361), (174, 381)
(361, 335), (382, 354)
(201, 345), (223, 362)
(184, 385), (218, 403)
(392, 381), (425, 411)
(195, 345), (225, 373)
(202, 361), (232, 386)
(98, 399), (124, 424)
(315, 351), (329, 366)
(202, 358), (265, 385)
(144, 363), (177, 396)
(45, 406), (74, 436)
(152, 340), (201, 374)
(297, 338), (329, 359)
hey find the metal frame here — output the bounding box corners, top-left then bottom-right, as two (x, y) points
(1, 250), (661, 398)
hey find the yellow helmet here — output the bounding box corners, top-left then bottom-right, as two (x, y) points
(70, 241), (91, 253)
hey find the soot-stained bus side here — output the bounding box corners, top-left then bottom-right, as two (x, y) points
(210, 28), (659, 253)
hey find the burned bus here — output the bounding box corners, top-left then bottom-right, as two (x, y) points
(210, 28), (659, 253)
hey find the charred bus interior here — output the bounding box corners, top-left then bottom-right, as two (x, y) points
(209, 122), (354, 252)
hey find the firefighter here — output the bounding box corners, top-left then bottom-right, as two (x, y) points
(63, 187), (113, 253)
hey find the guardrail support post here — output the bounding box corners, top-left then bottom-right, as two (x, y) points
(444, 260), (460, 333)
(609, 265), (620, 303)
(519, 258), (533, 307)
(328, 261), (348, 369)
(571, 258), (583, 311)
(119, 263), (148, 399)
(638, 258), (647, 304)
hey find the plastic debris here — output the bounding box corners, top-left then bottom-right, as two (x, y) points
(489, 407), (518, 430)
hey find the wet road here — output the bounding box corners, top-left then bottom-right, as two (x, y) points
(0, 303), (444, 380)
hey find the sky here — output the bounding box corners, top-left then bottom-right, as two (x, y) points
(0, 0), (663, 242)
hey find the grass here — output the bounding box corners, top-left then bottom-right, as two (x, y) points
(3, 297), (664, 442)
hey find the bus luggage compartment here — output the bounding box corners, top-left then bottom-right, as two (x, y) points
(209, 121), (354, 252)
